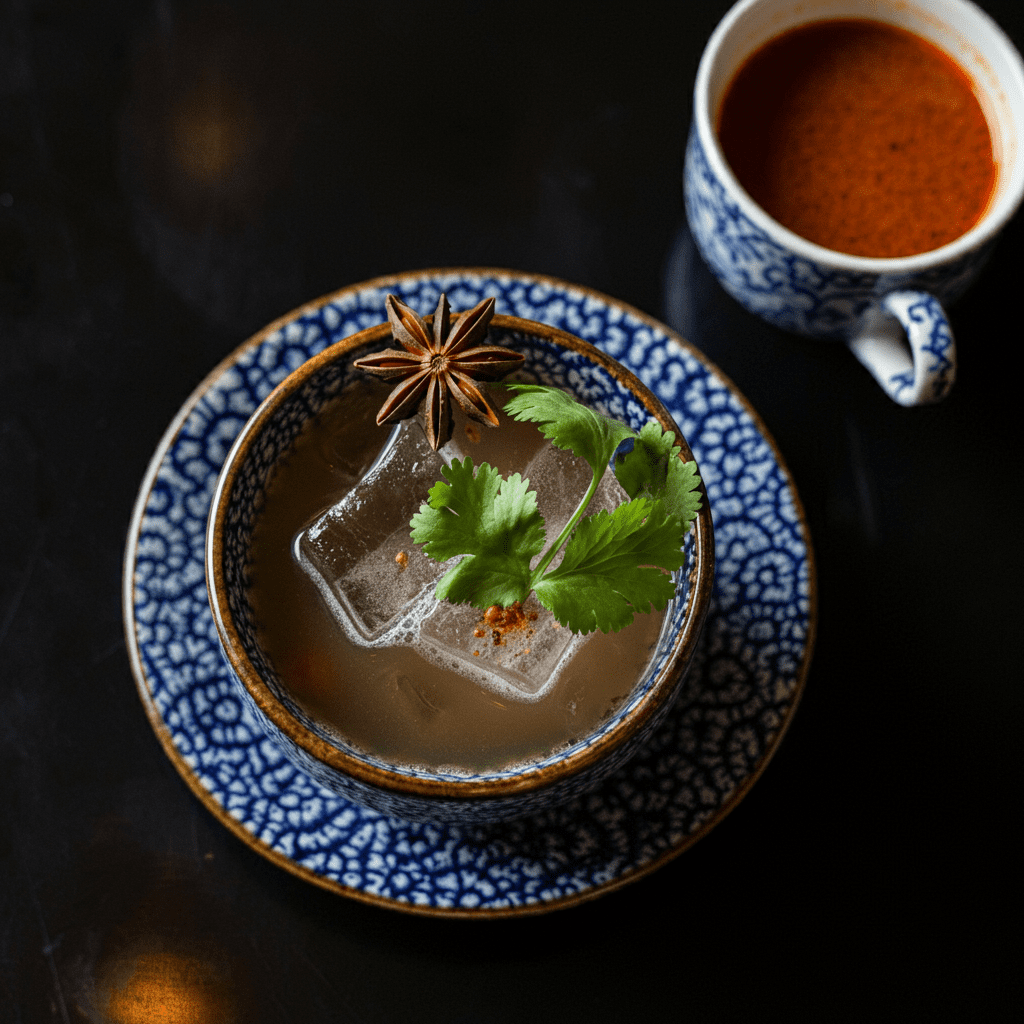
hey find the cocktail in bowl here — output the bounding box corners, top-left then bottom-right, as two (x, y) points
(206, 296), (714, 824)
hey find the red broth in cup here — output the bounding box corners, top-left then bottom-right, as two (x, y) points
(717, 19), (996, 258)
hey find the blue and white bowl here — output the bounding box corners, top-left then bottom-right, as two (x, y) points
(205, 311), (715, 824)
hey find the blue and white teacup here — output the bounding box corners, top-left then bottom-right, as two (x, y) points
(684, 0), (1024, 406)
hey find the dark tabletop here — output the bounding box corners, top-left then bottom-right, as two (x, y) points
(2, 1), (1021, 1021)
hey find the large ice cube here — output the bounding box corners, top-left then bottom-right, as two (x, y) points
(516, 441), (629, 570)
(294, 416), (627, 699)
(417, 597), (587, 702)
(295, 420), (457, 642)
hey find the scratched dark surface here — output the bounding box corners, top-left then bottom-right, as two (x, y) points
(1, 0), (1021, 1021)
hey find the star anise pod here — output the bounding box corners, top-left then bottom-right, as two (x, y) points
(353, 294), (525, 450)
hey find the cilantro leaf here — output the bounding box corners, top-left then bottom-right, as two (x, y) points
(408, 385), (702, 635)
(658, 457), (702, 525)
(433, 551), (534, 610)
(409, 458), (545, 609)
(532, 498), (685, 634)
(613, 421), (702, 526)
(613, 420), (674, 497)
(503, 384), (635, 476)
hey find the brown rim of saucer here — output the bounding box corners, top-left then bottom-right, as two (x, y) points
(204, 311), (716, 805)
(123, 266), (817, 918)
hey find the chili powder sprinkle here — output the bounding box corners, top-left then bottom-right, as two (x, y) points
(480, 602), (538, 647)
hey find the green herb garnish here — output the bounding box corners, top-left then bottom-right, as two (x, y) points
(409, 384), (702, 635)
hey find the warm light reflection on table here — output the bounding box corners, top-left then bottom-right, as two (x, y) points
(97, 949), (237, 1024)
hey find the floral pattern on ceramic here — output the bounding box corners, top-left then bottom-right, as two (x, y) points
(125, 270), (815, 915)
(215, 327), (700, 823)
(683, 126), (987, 405)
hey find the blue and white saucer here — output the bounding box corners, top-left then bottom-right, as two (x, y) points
(123, 269), (816, 917)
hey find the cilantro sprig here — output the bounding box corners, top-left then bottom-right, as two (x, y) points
(409, 383), (702, 635)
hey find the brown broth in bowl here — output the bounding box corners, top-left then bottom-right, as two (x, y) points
(717, 19), (995, 258)
(247, 380), (667, 775)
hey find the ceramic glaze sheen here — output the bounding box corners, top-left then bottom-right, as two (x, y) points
(717, 19), (995, 258)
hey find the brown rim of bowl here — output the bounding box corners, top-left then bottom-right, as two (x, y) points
(205, 312), (715, 805)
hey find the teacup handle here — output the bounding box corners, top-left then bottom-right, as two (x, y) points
(847, 291), (956, 406)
